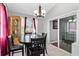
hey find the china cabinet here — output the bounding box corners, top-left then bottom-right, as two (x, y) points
(8, 16), (21, 45)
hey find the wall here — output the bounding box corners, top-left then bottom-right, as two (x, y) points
(8, 10), (34, 18)
(50, 20), (58, 42)
(71, 9), (79, 56)
(8, 10), (44, 35)
(37, 18), (44, 34)
(45, 3), (79, 20)
(43, 3), (79, 43)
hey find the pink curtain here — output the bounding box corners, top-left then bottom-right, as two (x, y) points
(0, 3), (8, 56)
(24, 17), (27, 34)
(33, 18), (36, 33)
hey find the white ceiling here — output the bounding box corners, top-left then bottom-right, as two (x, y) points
(5, 3), (56, 16)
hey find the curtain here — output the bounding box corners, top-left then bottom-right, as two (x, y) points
(24, 17), (27, 34)
(33, 18), (36, 33)
(0, 3), (8, 56)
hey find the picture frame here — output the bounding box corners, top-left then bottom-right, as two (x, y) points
(53, 20), (58, 29)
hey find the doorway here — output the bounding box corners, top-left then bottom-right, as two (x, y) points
(50, 19), (58, 47)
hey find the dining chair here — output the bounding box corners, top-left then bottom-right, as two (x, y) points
(42, 33), (48, 54)
(7, 35), (24, 56)
(28, 37), (45, 56)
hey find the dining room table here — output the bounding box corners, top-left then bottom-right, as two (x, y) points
(20, 33), (43, 56)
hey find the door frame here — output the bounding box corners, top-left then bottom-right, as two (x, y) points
(48, 10), (77, 48)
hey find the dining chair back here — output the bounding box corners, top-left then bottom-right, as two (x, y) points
(42, 33), (47, 54)
(28, 37), (45, 56)
(7, 35), (24, 56)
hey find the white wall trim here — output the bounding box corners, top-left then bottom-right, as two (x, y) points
(48, 10), (77, 21)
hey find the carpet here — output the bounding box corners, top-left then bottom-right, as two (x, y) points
(51, 42), (58, 47)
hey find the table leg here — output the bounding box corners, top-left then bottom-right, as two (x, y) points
(25, 45), (29, 56)
(27, 45), (29, 56)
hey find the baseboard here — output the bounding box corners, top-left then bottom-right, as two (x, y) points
(50, 41), (58, 44)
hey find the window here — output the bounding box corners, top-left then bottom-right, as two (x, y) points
(67, 22), (76, 32)
(67, 15), (76, 32)
(26, 18), (33, 33)
(21, 17), (38, 35)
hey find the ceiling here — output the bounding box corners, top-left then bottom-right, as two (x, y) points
(5, 3), (56, 16)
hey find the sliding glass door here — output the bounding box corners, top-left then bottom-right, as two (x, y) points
(59, 15), (76, 53)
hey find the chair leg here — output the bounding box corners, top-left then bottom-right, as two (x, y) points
(46, 49), (48, 54)
(43, 53), (45, 56)
(22, 48), (24, 56)
(43, 50), (45, 56)
(12, 51), (14, 56)
(9, 52), (10, 56)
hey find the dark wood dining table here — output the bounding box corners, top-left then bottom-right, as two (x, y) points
(20, 33), (43, 56)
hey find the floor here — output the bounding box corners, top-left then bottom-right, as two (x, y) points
(47, 44), (71, 56)
(51, 42), (58, 47)
(11, 44), (71, 56)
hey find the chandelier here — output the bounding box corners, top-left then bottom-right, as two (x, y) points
(34, 5), (46, 18)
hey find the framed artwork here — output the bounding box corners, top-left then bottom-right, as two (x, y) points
(53, 20), (58, 29)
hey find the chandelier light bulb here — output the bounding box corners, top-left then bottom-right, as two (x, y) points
(42, 9), (46, 13)
(69, 20), (72, 22)
(34, 10), (38, 14)
(73, 19), (77, 22)
(37, 13), (39, 16)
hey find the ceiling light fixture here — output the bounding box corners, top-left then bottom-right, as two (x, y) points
(34, 5), (46, 18)
(69, 16), (77, 22)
